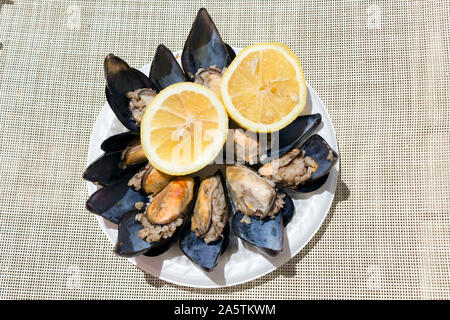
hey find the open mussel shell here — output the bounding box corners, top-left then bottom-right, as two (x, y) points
(83, 151), (145, 187)
(104, 54), (156, 132)
(114, 177), (199, 258)
(263, 113), (322, 164)
(232, 114), (322, 167)
(114, 210), (184, 258)
(225, 165), (294, 256)
(85, 171), (148, 224)
(84, 132), (144, 186)
(231, 209), (281, 256)
(295, 134), (338, 192)
(179, 224), (230, 271)
(230, 189), (294, 256)
(113, 162), (147, 183)
(100, 131), (139, 152)
(149, 44), (188, 91)
(179, 171), (231, 272)
(181, 8), (235, 79)
(83, 151), (124, 186)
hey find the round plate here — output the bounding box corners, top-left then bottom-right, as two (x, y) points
(86, 49), (339, 288)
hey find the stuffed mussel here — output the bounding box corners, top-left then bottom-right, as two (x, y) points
(84, 6), (340, 269)
(232, 112), (338, 193)
(182, 8), (235, 95)
(115, 177), (196, 257)
(225, 165), (294, 256)
(258, 134), (338, 192)
(179, 172), (230, 271)
(85, 131), (173, 225)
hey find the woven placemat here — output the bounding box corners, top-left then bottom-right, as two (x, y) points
(0, 0), (448, 299)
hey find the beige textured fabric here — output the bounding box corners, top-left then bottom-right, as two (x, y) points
(0, 0), (448, 299)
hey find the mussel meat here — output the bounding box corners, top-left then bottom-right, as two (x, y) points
(233, 129), (260, 165)
(179, 172), (230, 271)
(115, 177), (196, 257)
(258, 148), (319, 187)
(128, 162), (174, 195)
(258, 134), (338, 192)
(226, 165), (283, 219)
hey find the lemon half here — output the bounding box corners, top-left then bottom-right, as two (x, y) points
(141, 82), (228, 175)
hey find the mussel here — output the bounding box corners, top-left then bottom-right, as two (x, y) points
(182, 8), (235, 95)
(85, 171), (148, 224)
(86, 162), (174, 224)
(104, 54), (157, 132)
(232, 113), (322, 165)
(262, 113), (322, 163)
(83, 132), (147, 186)
(179, 171), (230, 271)
(232, 112), (338, 193)
(115, 177), (196, 257)
(225, 165), (294, 256)
(85, 7), (340, 264)
(258, 134), (338, 192)
(149, 44), (188, 91)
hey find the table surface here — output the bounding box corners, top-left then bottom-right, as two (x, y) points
(0, 0), (448, 299)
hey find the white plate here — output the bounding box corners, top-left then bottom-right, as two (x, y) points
(86, 49), (339, 288)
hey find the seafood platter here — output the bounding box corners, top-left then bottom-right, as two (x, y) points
(84, 8), (339, 287)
